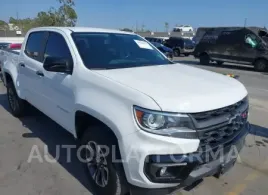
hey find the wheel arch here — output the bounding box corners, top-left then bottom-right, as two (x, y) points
(4, 71), (13, 85)
(253, 57), (268, 65)
(74, 108), (122, 142)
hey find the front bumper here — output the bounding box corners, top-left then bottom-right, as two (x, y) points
(120, 122), (249, 189)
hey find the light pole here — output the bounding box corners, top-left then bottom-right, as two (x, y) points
(244, 18), (247, 27)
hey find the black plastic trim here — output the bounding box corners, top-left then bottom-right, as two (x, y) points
(143, 123), (249, 183)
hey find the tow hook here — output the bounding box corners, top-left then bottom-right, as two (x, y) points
(214, 160), (236, 179)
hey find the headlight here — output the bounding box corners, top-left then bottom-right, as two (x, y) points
(134, 106), (197, 138)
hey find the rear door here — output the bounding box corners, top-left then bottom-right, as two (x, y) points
(214, 30), (240, 61)
(164, 38), (175, 48)
(196, 30), (219, 58)
(19, 31), (47, 109)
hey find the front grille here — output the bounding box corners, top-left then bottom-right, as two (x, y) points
(189, 97), (249, 150)
(191, 98), (247, 122)
(197, 119), (247, 149)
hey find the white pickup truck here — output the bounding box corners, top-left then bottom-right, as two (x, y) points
(1, 27), (250, 195)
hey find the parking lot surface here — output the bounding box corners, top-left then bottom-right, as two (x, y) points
(0, 56), (268, 195)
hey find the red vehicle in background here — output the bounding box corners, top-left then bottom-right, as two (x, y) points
(0, 43), (22, 81)
(8, 43), (22, 50)
(0, 42), (22, 50)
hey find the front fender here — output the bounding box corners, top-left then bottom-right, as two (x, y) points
(73, 74), (161, 140)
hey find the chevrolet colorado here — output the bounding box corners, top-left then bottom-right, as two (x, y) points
(1, 27), (250, 195)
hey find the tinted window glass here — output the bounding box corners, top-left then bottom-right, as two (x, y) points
(72, 32), (171, 69)
(25, 32), (46, 61)
(151, 42), (162, 47)
(44, 32), (72, 60)
(201, 30), (219, 43)
(245, 34), (262, 48)
(183, 39), (192, 44)
(217, 30), (239, 44)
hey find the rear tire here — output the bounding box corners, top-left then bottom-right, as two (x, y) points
(6, 82), (28, 117)
(80, 126), (129, 195)
(254, 59), (268, 72)
(199, 53), (210, 65)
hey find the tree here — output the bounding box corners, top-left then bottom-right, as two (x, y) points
(9, 17), (16, 24)
(6, 0), (78, 33)
(164, 22), (169, 32)
(120, 28), (133, 32)
(53, 0), (77, 26)
(0, 20), (8, 30)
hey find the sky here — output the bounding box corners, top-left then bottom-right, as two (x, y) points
(1, 0), (267, 31)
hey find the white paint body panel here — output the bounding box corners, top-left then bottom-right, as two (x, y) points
(1, 27), (248, 189)
(94, 64), (248, 113)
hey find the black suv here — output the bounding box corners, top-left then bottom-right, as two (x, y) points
(164, 37), (195, 57)
(193, 27), (268, 71)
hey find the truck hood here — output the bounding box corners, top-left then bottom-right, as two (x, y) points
(94, 64), (248, 113)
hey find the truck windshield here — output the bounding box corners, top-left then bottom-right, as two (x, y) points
(72, 32), (171, 69)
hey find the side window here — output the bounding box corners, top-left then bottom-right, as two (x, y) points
(25, 32), (46, 62)
(201, 30), (219, 44)
(245, 34), (259, 48)
(44, 32), (72, 61)
(217, 30), (239, 44)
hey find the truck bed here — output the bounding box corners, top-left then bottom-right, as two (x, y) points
(0, 49), (20, 81)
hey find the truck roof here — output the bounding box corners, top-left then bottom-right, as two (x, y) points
(197, 26), (267, 33)
(29, 26), (135, 35)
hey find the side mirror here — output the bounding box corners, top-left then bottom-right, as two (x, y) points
(43, 56), (73, 74)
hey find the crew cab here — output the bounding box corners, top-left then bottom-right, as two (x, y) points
(1, 27), (250, 195)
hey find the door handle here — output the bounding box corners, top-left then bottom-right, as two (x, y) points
(36, 71), (44, 77)
(19, 63), (25, 67)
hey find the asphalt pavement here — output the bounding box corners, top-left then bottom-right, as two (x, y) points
(0, 56), (268, 195)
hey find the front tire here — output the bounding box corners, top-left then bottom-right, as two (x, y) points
(254, 59), (268, 72)
(199, 53), (210, 65)
(174, 49), (181, 57)
(217, 61), (224, 65)
(80, 126), (129, 195)
(6, 82), (27, 117)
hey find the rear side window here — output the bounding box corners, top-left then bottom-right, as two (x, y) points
(25, 32), (46, 62)
(200, 30), (220, 44)
(217, 30), (240, 44)
(44, 32), (72, 61)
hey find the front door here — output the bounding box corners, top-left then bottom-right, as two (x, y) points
(237, 32), (259, 63)
(38, 31), (75, 132)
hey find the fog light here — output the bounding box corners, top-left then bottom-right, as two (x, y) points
(160, 167), (167, 176)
